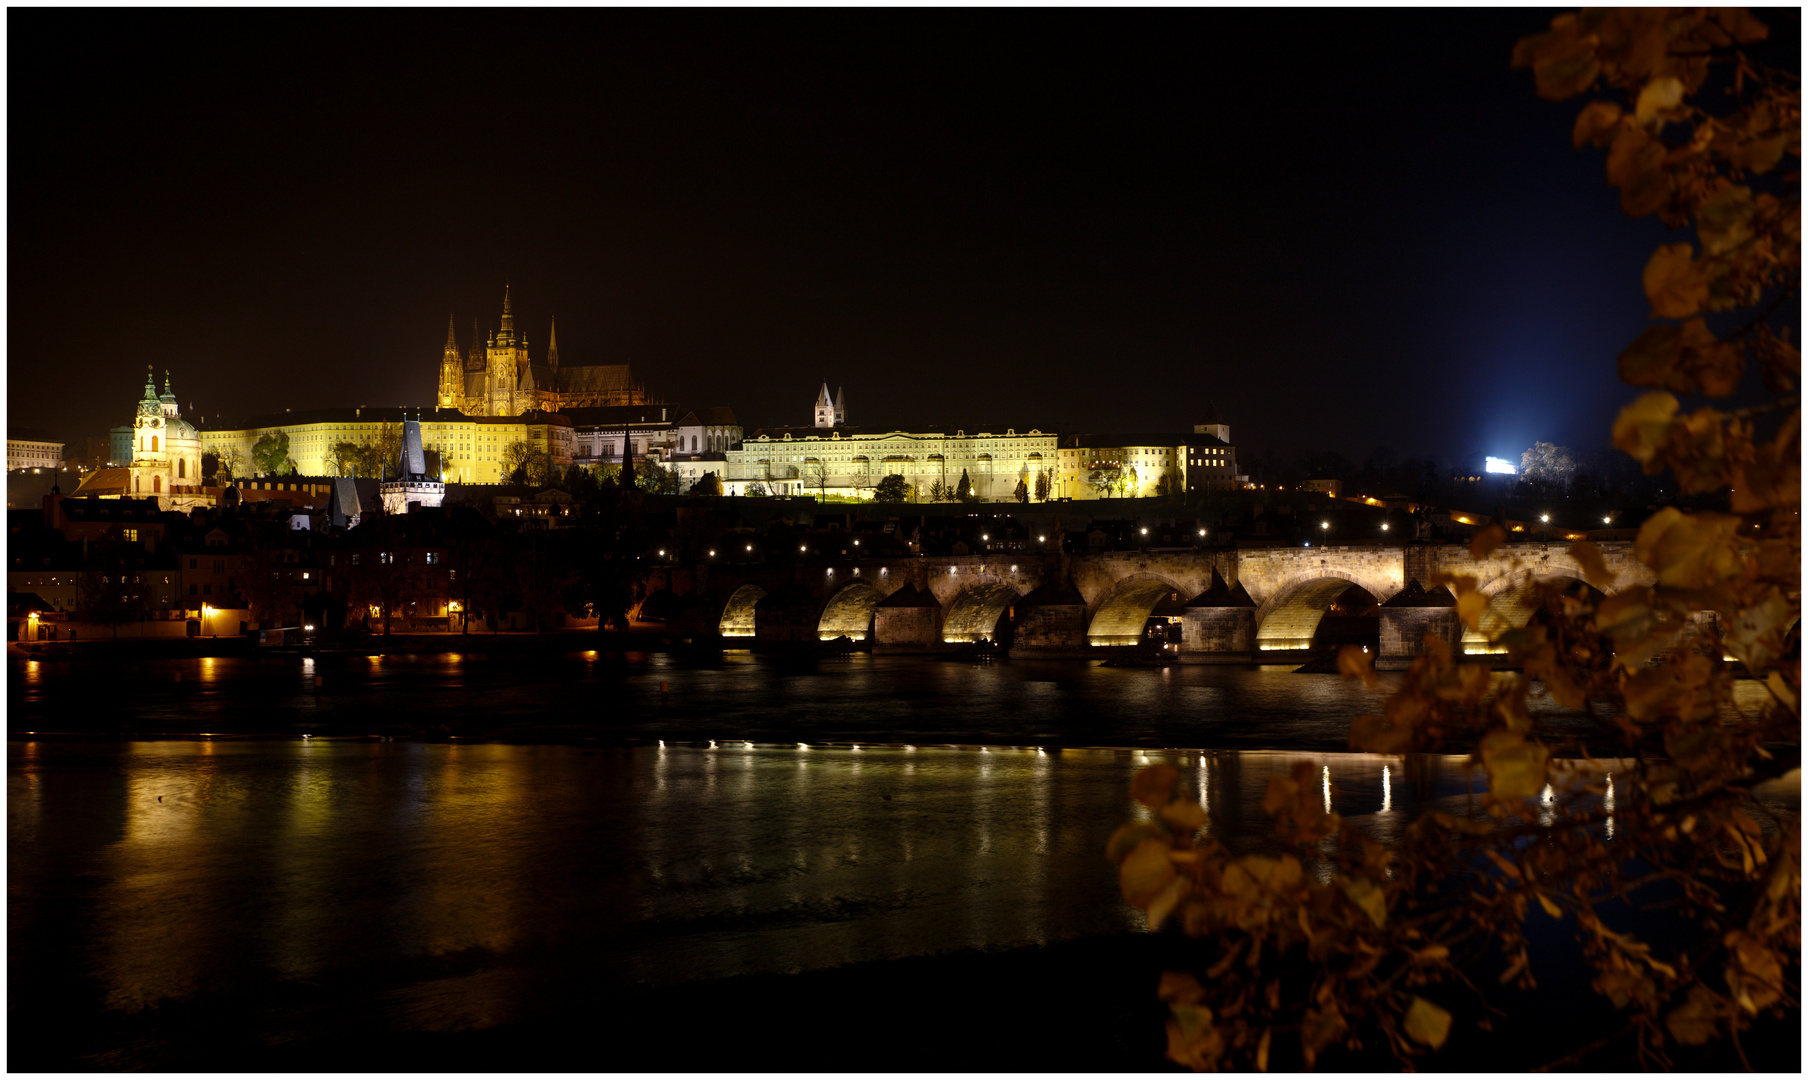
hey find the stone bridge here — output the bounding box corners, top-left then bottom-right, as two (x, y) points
(648, 540), (1654, 665)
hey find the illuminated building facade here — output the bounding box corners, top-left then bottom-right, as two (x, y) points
(1055, 421), (1244, 500)
(723, 385), (1055, 498)
(74, 370), (210, 510)
(7, 430), (64, 471)
(436, 287), (650, 417)
(201, 407), (573, 484)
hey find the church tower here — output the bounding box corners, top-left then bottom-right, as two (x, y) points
(437, 314), (463, 409)
(834, 385), (846, 426)
(487, 285), (521, 416)
(814, 382), (835, 428)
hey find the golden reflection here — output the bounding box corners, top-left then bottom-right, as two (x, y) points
(1605, 773), (1615, 841)
(1381, 764), (1392, 814)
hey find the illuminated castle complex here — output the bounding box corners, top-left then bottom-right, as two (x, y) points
(436, 287), (650, 416)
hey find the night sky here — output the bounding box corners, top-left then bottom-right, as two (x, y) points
(9, 9), (1768, 465)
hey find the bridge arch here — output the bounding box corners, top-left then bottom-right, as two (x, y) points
(1253, 570), (1394, 652)
(1463, 572), (1601, 655)
(718, 584), (767, 638)
(1086, 574), (1190, 646)
(941, 582), (1024, 643)
(818, 581), (883, 641)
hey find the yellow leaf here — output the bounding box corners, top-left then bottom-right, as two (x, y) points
(1721, 586), (1795, 672)
(1456, 590), (1489, 633)
(1612, 391), (1680, 465)
(1572, 100), (1622, 148)
(1483, 848), (1523, 880)
(1256, 1026), (1272, 1072)
(1634, 75), (1683, 124)
(1339, 876), (1388, 928)
(1120, 837), (1178, 907)
(1301, 1001), (1348, 1064)
(1536, 891), (1563, 919)
(1147, 876), (1187, 930)
(1157, 970), (1206, 1005)
(1131, 763), (1179, 809)
(1413, 944), (1450, 963)
(1697, 185), (1756, 256)
(1634, 508), (1744, 588)
(1641, 243), (1707, 318)
(1764, 670), (1797, 714)
(1403, 996), (1452, 1049)
(1665, 986), (1719, 1046)
(1160, 799), (1208, 832)
(1470, 523), (1507, 559)
(1479, 729), (1549, 799)
(1567, 540), (1619, 590)
(1107, 822), (1160, 864)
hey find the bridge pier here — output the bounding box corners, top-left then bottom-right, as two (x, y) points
(873, 585), (942, 653)
(1177, 571), (1256, 664)
(1010, 581), (1089, 657)
(1376, 579), (1461, 670)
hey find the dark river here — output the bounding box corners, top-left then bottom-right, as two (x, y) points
(7, 654), (1789, 1069)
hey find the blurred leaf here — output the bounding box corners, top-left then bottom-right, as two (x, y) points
(1634, 75), (1684, 124)
(1107, 821), (1161, 864)
(1536, 891), (1563, 918)
(1567, 540), (1619, 590)
(1765, 670), (1797, 714)
(1456, 590), (1489, 632)
(1635, 508), (1743, 588)
(1256, 1026), (1272, 1073)
(1730, 133), (1789, 174)
(1665, 986), (1719, 1045)
(1572, 100), (1622, 148)
(1148, 876), (1187, 930)
(1403, 996), (1452, 1049)
(1131, 763), (1180, 809)
(1301, 1001), (1348, 1065)
(1337, 643), (1379, 688)
(1534, 38), (1602, 101)
(1612, 391), (1680, 465)
(1716, 7), (1770, 41)
(1479, 729), (1549, 799)
(1722, 586), (1795, 672)
(1642, 244), (1708, 318)
(1160, 799), (1208, 832)
(1158, 970), (1206, 1005)
(1121, 837), (1178, 907)
(1470, 524), (1507, 559)
(1340, 876), (1388, 927)
(1697, 185), (1756, 255)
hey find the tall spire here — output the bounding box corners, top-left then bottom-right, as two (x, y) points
(499, 283), (515, 340)
(443, 313), (459, 356)
(469, 315), (483, 368)
(547, 317), (559, 371)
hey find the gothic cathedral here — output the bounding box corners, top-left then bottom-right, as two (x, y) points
(437, 286), (650, 416)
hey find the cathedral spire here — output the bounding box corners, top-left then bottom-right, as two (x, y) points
(443, 313), (459, 357)
(499, 284), (515, 339)
(547, 317), (559, 371)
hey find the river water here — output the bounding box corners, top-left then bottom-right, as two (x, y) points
(7, 653), (1791, 1069)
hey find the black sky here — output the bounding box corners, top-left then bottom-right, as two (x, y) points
(11, 8), (1778, 465)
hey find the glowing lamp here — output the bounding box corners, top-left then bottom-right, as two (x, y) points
(1484, 457), (1516, 475)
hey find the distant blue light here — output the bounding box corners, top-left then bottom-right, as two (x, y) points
(1485, 457), (1517, 475)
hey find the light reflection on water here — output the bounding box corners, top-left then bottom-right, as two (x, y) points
(13, 738), (1510, 1041)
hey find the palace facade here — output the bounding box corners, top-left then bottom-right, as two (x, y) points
(723, 385), (1058, 499)
(200, 406), (574, 485)
(437, 287), (651, 416)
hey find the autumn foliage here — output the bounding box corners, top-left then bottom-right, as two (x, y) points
(1112, 9), (1797, 1070)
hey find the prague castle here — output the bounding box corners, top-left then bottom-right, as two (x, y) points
(437, 287), (650, 416)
